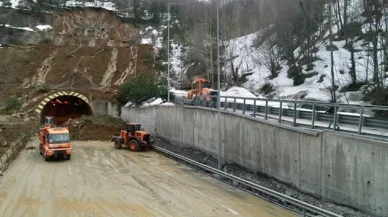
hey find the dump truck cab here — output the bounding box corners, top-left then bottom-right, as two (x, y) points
(112, 123), (153, 151)
(39, 127), (72, 161)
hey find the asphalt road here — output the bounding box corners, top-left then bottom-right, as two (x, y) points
(0, 139), (296, 217)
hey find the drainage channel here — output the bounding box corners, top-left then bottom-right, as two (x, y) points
(153, 145), (343, 217)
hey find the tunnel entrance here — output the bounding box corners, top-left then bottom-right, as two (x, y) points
(38, 94), (92, 125)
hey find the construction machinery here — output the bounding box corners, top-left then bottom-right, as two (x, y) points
(38, 116), (72, 161)
(187, 78), (218, 107)
(111, 123), (153, 151)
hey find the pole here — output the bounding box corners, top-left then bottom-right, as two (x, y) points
(167, 1), (171, 102)
(217, 0), (222, 170)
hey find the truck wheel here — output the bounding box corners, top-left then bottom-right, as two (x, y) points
(114, 138), (122, 149)
(128, 140), (139, 152)
(44, 154), (49, 161)
(66, 154), (71, 160)
(39, 144), (43, 155)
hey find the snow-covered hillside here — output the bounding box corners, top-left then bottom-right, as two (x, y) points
(223, 1), (388, 104)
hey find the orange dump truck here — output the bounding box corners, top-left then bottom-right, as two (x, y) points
(39, 126), (72, 161)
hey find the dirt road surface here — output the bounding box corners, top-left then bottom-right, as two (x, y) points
(0, 139), (296, 217)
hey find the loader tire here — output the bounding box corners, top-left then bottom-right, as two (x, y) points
(39, 143), (43, 155)
(66, 154), (71, 160)
(114, 138), (122, 149)
(128, 140), (139, 152)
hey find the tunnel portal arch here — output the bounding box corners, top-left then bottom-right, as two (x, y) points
(35, 91), (93, 125)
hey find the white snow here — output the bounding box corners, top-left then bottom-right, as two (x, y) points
(1, 24), (34, 32)
(170, 88), (188, 97)
(160, 102), (175, 106)
(150, 98), (163, 106)
(64, 0), (117, 12)
(221, 87), (257, 98)
(35, 25), (52, 31)
(141, 38), (152, 45)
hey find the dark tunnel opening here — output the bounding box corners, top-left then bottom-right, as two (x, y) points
(40, 95), (92, 125)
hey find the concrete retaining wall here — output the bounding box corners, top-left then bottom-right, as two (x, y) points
(0, 135), (30, 172)
(117, 104), (388, 216)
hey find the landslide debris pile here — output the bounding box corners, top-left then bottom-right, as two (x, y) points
(62, 115), (124, 141)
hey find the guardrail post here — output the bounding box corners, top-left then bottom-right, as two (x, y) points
(233, 98), (236, 112)
(224, 97), (227, 110)
(243, 99), (246, 114)
(293, 102), (297, 127)
(265, 100), (268, 120)
(333, 105), (338, 131)
(253, 99), (257, 116)
(358, 108), (364, 134)
(311, 103), (316, 129)
(279, 102), (283, 123)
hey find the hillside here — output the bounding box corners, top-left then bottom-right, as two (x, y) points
(0, 0), (387, 110)
(159, 0), (388, 108)
(223, 1), (388, 105)
(0, 4), (157, 111)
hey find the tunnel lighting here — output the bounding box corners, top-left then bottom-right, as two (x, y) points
(56, 99), (63, 104)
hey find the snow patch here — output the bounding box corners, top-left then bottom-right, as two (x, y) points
(36, 25), (52, 31)
(1, 24), (34, 32)
(64, 0), (117, 12)
(141, 38), (152, 45)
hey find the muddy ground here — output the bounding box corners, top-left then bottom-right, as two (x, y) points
(155, 138), (369, 217)
(0, 138), (296, 217)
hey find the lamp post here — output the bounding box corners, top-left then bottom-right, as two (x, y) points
(216, 0), (222, 170)
(167, 1), (187, 102)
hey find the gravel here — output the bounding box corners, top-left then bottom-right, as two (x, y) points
(155, 138), (371, 217)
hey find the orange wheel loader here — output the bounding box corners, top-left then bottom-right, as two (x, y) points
(111, 123), (153, 151)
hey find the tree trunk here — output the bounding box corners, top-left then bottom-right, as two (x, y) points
(330, 3), (337, 101)
(373, 23), (379, 88)
(350, 42), (357, 84)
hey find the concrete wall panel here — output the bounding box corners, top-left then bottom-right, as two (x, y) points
(110, 103), (388, 216)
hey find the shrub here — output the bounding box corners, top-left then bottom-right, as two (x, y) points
(340, 82), (366, 93)
(33, 83), (51, 93)
(0, 97), (22, 114)
(117, 73), (167, 106)
(39, 37), (52, 44)
(259, 82), (274, 95)
(364, 86), (388, 117)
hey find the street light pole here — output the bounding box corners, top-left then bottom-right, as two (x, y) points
(167, 1), (171, 102)
(216, 0), (222, 170)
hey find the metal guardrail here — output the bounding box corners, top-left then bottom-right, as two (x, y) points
(174, 96), (388, 135)
(154, 145), (343, 217)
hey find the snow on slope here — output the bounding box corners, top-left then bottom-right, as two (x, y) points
(227, 29), (384, 104)
(225, 1), (388, 104)
(64, 0), (116, 12)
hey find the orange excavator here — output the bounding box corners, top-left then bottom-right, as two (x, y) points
(187, 78), (218, 106)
